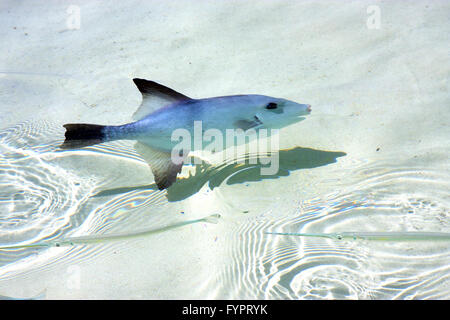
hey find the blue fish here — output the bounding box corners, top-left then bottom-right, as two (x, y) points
(62, 79), (311, 189)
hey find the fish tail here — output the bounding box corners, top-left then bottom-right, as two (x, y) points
(61, 123), (107, 149)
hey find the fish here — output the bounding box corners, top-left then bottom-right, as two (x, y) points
(0, 289), (46, 300)
(265, 231), (450, 242)
(61, 78), (312, 189)
(0, 214), (220, 250)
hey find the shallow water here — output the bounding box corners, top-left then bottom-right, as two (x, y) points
(0, 1), (449, 299)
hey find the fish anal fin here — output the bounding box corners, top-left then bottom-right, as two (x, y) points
(134, 142), (187, 190)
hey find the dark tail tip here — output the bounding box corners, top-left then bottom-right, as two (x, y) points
(61, 123), (106, 149)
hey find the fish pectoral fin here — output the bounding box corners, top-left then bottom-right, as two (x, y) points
(134, 142), (186, 190)
(132, 78), (193, 121)
(234, 116), (263, 131)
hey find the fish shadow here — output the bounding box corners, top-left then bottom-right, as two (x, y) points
(93, 147), (346, 202)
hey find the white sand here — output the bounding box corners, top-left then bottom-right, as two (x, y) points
(0, 0), (449, 299)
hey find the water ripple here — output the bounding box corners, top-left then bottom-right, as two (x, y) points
(210, 154), (450, 299)
(0, 122), (97, 266)
(0, 120), (178, 276)
(0, 120), (448, 299)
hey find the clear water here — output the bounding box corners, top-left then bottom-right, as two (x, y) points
(0, 1), (449, 299)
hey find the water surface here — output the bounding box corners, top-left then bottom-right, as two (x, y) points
(0, 0), (449, 299)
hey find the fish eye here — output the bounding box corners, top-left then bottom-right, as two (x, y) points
(265, 102), (278, 110)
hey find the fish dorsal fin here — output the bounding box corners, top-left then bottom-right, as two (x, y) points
(133, 78), (190, 100)
(132, 78), (192, 120)
(134, 141), (187, 190)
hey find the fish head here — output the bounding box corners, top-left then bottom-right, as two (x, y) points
(253, 96), (311, 129)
